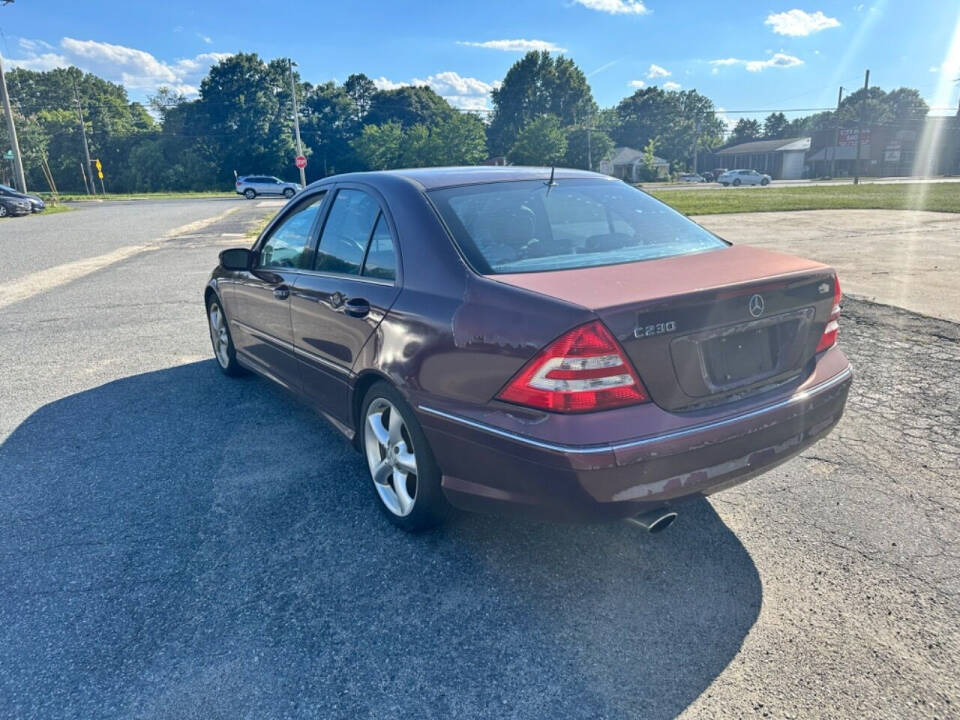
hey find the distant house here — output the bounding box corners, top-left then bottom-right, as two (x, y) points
(598, 146), (670, 182)
(704, 137), (811, 180)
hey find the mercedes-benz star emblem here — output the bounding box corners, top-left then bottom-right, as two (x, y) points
(748, 294), (765, 318)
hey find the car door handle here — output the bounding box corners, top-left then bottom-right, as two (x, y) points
(273, 285), (290, 300)
(344, 297), (370, 318)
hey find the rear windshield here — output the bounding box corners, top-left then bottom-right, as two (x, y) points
(428, 179), (727, 275)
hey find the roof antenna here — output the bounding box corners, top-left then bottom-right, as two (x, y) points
(545, 166), (557, 193)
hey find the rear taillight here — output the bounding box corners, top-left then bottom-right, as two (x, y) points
(816, 275), (842, 353)
(497, 320), (650, 413)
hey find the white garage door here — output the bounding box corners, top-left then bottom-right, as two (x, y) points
(780, 151), (805, 180)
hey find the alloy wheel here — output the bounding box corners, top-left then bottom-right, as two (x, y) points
(364, 398), (418, 517)
(208, 302), (230, 368)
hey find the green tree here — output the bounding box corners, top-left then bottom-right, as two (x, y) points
(421, 112), (488, 166)
(187, 53), (299, 185)
(639, 138), (662, 182)
(352, 121), (405, 170)
(352, 113), (487, 170)
(301, 80), (363, 177)
(488, 51), (595, 155)
(3, 66), (157, 192)
(563, 126), (614, 170)
(763, 112), (790, 139)
(507, 115), (567, 166)
(836, 86), (928, 125)
(366, 85), (453, 127)
(729, 118), (762, 145)
(609, 87), (724, 168)
(343, 73), (377, 122)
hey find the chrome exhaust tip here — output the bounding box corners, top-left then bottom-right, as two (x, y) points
(626, 508), (678, 534)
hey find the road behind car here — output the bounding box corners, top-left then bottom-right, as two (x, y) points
(0, 201), (957, 718)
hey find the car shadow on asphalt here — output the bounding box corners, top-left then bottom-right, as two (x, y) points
(0, 360), (761, 719)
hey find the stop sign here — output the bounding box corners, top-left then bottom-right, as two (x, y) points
(295, 155), (307, 169)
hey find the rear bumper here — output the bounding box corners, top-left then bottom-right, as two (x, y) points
(418, 358), (851, 523)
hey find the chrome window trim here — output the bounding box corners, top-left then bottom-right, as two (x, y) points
(418, 366), (852, 455)
(295, 268), (395, 287)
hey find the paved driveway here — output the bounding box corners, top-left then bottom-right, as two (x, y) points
(0, 202), (957, 718)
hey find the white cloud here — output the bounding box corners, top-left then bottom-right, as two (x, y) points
(7, 37), (232, 96)
(710, 52), (804, 72)
(374, 71), (496, 111)
(662, 81), (682, 90)
(765, 9), (840, 36)
(573, 0), (649, 15)
(646, 63), (670, 78)
(930, 65), (939, 72)
(628, 79), (646, 88)
(458, 39), (566, 52)
(372, 76), (408, 91)
(197, 33), (213, 44)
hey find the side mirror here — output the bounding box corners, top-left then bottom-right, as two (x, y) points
(219, 248), (255, 271)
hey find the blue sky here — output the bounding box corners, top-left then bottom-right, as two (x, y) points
(2, 0), (959, 127)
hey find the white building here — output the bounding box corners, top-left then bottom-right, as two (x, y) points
(598, 146), (670, 182)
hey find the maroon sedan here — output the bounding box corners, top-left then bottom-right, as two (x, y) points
(206, 167), (851, 532)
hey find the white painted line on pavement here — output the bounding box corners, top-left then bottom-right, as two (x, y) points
(0, 207), (239, 311)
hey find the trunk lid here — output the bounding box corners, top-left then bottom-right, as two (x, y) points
(489, 245), (837, 411)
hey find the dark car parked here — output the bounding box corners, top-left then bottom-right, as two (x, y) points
(0, 183), (45, 213)
(0, 193), (32, 218)
(205, 167), (851, 532)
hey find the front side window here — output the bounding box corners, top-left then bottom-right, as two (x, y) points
(429, 179), (727, 275)
(258, 193), (325, 269)
(315, 189), (380, 275)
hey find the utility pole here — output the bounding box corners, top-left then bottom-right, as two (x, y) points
(73, 78), (95, 194)
(0, 53), (27, 193)
(854, 69), (869, 185)
(289, 59), (306, 187)
(830, 86), (843, 179)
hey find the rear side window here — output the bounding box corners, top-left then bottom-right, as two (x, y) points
(362, 214), (397, 281)
(315, 189), (380, 275)
(429, 179), (727, 275)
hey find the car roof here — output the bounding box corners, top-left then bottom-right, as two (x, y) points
(307, 166), (612, 191)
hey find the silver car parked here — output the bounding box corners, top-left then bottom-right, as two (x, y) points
(235, 175), (301, 200)
(717, 169), (771, 187)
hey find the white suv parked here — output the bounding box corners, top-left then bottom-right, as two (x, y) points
(717, 169), (772, 187)
(235, 175), (302, 199)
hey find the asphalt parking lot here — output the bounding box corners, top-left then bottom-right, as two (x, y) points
(1, 200), (958, 719)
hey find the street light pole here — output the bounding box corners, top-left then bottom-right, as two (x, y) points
(289, 59), (306, 187)
(0, 53), (27, 193)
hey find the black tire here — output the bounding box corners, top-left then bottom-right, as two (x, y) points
(720, 182), (728, 187)
(761, 178), (770, 186)
(732, 178), (741, 186)
(206, 294), (246, 377)
(0, 204), (7, 218)
(360, 381), (451, 532)
(244, 188), (256, 200)
(283, 187), (295, 199)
